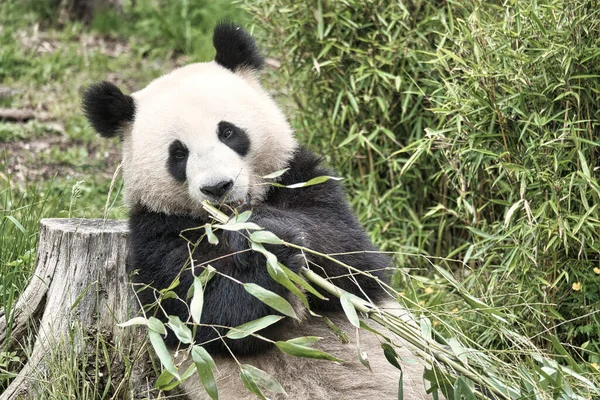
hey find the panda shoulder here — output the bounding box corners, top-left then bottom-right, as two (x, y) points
(262, 146), (347, 209)
(279, 147), (333, 186)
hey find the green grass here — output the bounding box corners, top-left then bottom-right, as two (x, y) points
(24, 321), (151, 400)
(0, 0), (248, 394)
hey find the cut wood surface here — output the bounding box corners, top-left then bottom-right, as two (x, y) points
(0, 218), (151, 399)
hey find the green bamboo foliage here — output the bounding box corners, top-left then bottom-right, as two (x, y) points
(243, 0), (600, 363)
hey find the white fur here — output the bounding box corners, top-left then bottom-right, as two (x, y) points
(175, 300), (438, 399)
(122, 62), (297, 216)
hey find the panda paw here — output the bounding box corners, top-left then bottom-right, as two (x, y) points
(222, 229), (255, 268)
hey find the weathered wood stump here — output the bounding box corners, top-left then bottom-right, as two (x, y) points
(0, 219), (150, 399)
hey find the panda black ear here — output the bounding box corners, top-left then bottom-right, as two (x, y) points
(213, 22), (264, 72)
(82, 81), (135, 138)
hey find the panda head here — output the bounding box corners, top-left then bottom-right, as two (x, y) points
(83, 23), (297, 216)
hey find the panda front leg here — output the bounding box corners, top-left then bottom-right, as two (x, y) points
(221, 208), (309, 270)
(129, 208), (304, 355)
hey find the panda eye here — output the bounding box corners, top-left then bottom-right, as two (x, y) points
(222, 128), (234, 139)
(169, 141), (188, 162)
(174, 150), (187, 160)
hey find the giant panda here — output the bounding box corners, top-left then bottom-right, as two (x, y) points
(83, 23), (436, 399)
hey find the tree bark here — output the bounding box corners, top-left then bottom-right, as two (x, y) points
(0, 219), (151, 399)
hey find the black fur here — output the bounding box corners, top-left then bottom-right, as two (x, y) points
(218, 121), (250, 156)
(213, 22), (264, 72)
(82, 81), (135, 138)
(129, 147), (390, 355)
(167, 140), (189, 182)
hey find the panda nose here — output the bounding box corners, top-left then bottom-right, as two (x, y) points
(200, 180), (234, 198)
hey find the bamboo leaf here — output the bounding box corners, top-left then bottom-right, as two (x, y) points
(190, 276), (204, 324)
(249, 230), (284, 245)
(198, 265), (217, 286)
(192, 345), (219, 400)
(167, 315), (193, 344)
(118, 316), (148, 328)
(276, 175), (342, 189)
(280, 263), (326, 300)
(148, 330), (179, 380)
(226, 315), (284, 339)
(262, 168), (289, 179)
(215, 222), (263, 231)
(275, 341), (343, 362)
(504, 199), (524, 227)
(240, 367), (266, 400)
(250, 243), (310, 309)
(448, 338), (468, 364)
(578, 150), (591, 178)
(358, 347), (371, 371)
(240, 364), (286, 395)
(148, 317), (167, 336)
(154, 369), (176, 390)
(453, 376), (476, 399)
(233, 210), (253, 224)
(287, 336), (322, 346)
(243, 283), (298, 319)
(381, 343), (402, 371)
(340, 292), (360, 328)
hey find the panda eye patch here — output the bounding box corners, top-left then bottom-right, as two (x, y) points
(218, 121), (250, 157)
(167, 140), (188, 183)
(169, 140), (188, 160)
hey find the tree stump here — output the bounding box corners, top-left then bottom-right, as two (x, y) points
(0, 219), (150, 399)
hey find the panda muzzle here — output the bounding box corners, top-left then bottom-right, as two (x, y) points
(200, 180), (234, 199)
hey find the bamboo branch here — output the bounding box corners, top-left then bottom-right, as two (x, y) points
(301, 268), (510, 400)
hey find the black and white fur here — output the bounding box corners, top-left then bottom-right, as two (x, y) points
(84, 22), (435, 399)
